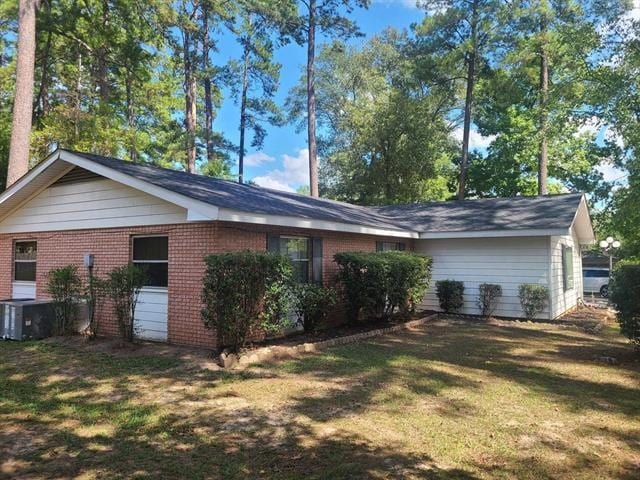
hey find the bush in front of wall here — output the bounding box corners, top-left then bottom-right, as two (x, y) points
(334, 251), (432, 322)
(202, 251), (293, 353)
(385, 251), (433, 316)
(518, 284), (549, 319)
(293, 283), (338, 332)
(104, 264), (148, 342)
(435, 280), (465, 313)
(609, 260), (640, 346)
(46, 264), (84, 335)
(477, 283), (502, 318)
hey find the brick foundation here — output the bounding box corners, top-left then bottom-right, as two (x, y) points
(0, 221), (411, 348)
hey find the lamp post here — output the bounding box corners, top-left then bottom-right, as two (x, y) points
(599, 236), (621, 276)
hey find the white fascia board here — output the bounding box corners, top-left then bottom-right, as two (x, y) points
(59, 151), (219, 221)
(218, 208), (418, 238)
(571, 195), (596, 245)
(0, 150), (62, 206)
(418, 228), (570, 239)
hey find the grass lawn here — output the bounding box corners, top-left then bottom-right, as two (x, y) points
(1, 316), (639, 479)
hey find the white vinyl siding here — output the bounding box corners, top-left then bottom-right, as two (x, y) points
(416, 237), (551, 319)
(0, 178), (187, 234)
(549, 227), (583, 318)
(134, 288), (168, 341)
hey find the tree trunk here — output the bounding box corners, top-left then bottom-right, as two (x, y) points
(183, 29), (197, 173)
(126, 74), (137, 162)
(97, 0), (110, 103)
(35, 2), (52, 121)
(74, 50), (82, 141)
(238, 29), (250, 184)
(538, 5), (549, 196)
(457, 1), (478, 200)
(7, 0), (39, 188)
(202, 6), (215, 165)
(306, 0), (319, 197)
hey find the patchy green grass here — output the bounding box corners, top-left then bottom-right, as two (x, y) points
(1, 318), (639, 479)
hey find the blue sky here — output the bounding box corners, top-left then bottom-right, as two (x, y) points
(214, 0), (426, 192)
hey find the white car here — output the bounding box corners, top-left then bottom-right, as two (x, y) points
(583, 268), (610, 297)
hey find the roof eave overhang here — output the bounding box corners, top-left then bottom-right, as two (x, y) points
(0, 150), (220, 223)
(418, 228), (570, 240)
(217, 208), (418, 238)
(0, 150), (419, 238)
(571, 194), (596, 245)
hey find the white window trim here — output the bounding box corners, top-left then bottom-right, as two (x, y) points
(13, 239), (37, 283)
(131, 235), (169, 289)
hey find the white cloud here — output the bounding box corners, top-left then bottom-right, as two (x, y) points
(374, 0), (420, 9)
(244, 151), (275, 167)
(604, 126), (625, 149)
(452, 127), (496, 150)
(252, 148), (310, 193)
(576, 116), (602, 137)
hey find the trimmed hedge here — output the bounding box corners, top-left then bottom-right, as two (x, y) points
(477, 283), (502, 318)
(436, 280), (464, 313)
(609, 260), (640, 345)
(518, 284), (548, 319)
(202, 251), (293, 352)
(334, 251), (432, 322)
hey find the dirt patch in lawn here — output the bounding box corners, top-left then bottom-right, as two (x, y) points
(2, 316), (639, 479)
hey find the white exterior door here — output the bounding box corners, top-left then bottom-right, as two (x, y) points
(134, 288), (168, 341)
(11, 281), (36, 299)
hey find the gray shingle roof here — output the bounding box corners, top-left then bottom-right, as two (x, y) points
(372, 194), (584, 233)
(66, 150), (405, 231)
(65, 150), (584, 235)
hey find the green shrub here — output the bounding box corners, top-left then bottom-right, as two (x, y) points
(46, 265), (84, 335)
(202, 251), (293, 352)
(609, 261), (640, 346)
(518, 284), (549, 319)
(293, 283), (338, 332)
(104, 265), (148, 342)
(334, 251), (432, 322)
(436, 280), (464, 313)
(385, 251), (432, 315)
(477, 283), (502, 318)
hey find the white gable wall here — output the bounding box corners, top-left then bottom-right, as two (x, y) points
(548, 226), (584, 318)
(0, 178), (188, 234)
(416, 236), (552, 319)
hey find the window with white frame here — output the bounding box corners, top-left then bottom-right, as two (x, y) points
(132, 236), (168, 288)
(14, 241), (37, 282)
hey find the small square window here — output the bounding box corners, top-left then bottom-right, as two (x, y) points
(132, 236), (168, 288)
(14, 241), (37, 282)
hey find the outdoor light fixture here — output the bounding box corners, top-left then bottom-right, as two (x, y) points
(599, 236), (621, 275)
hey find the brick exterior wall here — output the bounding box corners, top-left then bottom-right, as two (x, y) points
(0, 222), (412, 348)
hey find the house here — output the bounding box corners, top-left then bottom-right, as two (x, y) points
(0, 149), (595, 347)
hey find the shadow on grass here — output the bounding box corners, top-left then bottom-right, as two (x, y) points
(274, 322), (640, 425)
(1, 319), (639, 479)
(0, 341), (478, 479)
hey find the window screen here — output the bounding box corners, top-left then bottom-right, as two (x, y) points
(280, 237), (311, 283)
(562, 245), (574, 291)
(14, 241), (37, 281)
(132, 236), (168, 287)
